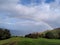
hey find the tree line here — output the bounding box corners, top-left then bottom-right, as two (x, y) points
(0, 28), (60, 39)
(25, 28), (60, 39)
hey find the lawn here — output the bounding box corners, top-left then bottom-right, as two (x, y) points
(0, 37), (60, 45)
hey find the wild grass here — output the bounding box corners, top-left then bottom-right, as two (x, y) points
(0, 37), (60, 45)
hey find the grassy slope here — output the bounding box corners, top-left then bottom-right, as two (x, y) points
(0, 37), (60, 45)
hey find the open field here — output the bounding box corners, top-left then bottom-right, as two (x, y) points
(0, 37), (60, 45)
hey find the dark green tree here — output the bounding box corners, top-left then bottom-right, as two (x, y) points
(0, 28), (11, 40)
(45, 31), (59, 39)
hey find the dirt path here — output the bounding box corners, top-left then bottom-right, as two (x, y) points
(2, 43), (8, 45)
(2, 41), (17, 45)
(9, 41), (17, 45)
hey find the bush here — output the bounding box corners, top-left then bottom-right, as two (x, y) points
(0, 28), (11, 40)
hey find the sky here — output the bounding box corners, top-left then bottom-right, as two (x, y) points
(0, 0), (60, 35)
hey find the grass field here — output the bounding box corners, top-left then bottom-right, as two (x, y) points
(0, 37), (60, 45)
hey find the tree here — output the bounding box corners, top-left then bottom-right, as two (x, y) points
(0, 28), (4, 39)
(45, 31), (55, 39)
(45, 31), (59, 39)
(0, 28), (11, 40)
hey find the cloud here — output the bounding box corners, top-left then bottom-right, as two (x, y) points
(0, 0), (60, 32)
(3, 0), (60, 21)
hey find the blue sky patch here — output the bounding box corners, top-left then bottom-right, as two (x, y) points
(19, 0), (31, 5)
(45, 0), (55, 3)
(19, 0), (41, 6)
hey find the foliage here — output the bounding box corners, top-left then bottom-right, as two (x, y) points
(44, 31), (55, 39)
(0, 28), (11, 40)
(42, 28), (60, 39)
(25, 28), (60, 39)
(25, 32), (41, 38)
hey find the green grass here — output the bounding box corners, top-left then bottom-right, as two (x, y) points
(0, 37), (60, 45)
